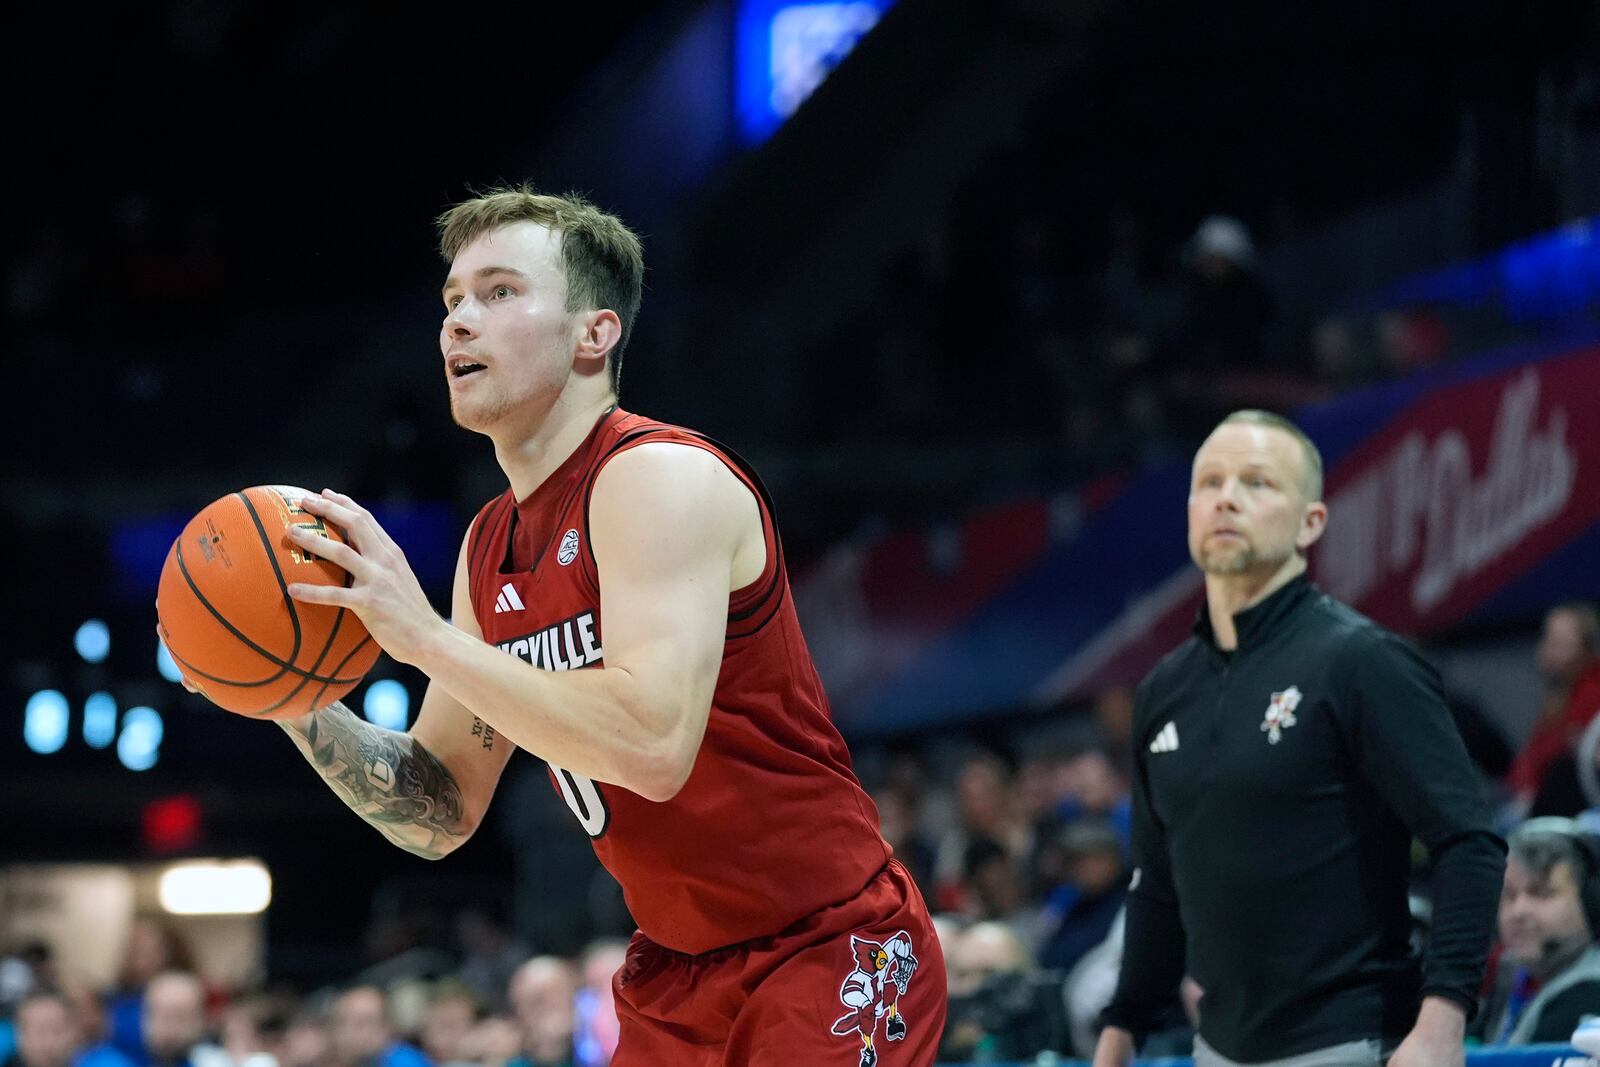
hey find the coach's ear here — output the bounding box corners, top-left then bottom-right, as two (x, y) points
(575, 308), (622, 370)
(1296, 500), (1328, 551)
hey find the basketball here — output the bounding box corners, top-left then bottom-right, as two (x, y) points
(156, 485), (381, 719)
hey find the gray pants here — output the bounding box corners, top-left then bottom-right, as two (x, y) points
(1193, 1035), (1384, 1067)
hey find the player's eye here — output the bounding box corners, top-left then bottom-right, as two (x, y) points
(445, 295), (462, 310)
(492, 285), (514, 300)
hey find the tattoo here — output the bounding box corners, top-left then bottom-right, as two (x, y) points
(470, 716), (496, 751)
(282, 704), (466, 859)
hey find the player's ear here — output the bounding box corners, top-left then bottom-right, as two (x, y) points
(575, 309), (622, 368)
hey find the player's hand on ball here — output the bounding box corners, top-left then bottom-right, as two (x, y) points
(284, 490), (443, 665)
(157, 485), (382, 717)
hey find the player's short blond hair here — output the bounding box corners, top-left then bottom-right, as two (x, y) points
(436, 185), (644, 394)
(1215, 409), (1324, 502)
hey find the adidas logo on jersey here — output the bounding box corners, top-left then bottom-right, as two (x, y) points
(493, 583), (526, 614)
(1149, 722), (1180, 754)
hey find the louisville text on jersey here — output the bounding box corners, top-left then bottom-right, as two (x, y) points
(494, 610), (603, 671)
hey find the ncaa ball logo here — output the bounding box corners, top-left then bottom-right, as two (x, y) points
(558, 529), (580, 566)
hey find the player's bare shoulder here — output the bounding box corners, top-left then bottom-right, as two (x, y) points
(590, 441), (764, 586)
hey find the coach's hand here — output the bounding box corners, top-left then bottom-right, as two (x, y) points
(1092, 1026), (1135, 1067)
(1387, 997), (1466, 1067)
(284, 489), (444, 666)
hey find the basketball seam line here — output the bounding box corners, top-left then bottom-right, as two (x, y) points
(174, 540), (299, 686)
(165, 640), (368, 688)
(256, 588), (355, 715)
(238, 489), (367, 711)
(168, 494), (363, 687)
(236, 490), (307, 666)
(306, 634), (376, 713)
(169, 547), (367, 686)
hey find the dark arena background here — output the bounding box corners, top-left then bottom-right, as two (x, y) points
(5, 2), (1600, 1064)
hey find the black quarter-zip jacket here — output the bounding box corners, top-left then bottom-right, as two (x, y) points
(1101, 574), (1506, 1060)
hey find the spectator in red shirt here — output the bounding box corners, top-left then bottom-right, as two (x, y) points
(1506, 603), (1600, 818)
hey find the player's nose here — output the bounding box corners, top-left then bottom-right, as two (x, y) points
(443, 301), (480, 340)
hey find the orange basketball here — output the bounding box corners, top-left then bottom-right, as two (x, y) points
(156, 485), (381, 718)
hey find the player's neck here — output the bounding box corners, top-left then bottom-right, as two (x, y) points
(1204, 555), (1305, 651)
(495, 391), (618, 503)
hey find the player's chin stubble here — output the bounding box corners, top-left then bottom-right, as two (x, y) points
(448, 386), (512, 431)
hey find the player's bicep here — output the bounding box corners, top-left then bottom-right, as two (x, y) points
(590, 445), (753, 737)
(409, 527), (515, 829)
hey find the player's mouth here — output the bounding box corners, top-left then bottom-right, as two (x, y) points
(447, 354), (488, 380)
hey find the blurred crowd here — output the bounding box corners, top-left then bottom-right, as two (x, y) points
(0, 916), (626, 1067)
(4, 598), (1598, 1063)
(802, 201), (1459, 467)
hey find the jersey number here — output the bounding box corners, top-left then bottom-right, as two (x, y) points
(549, 762), (609, 837)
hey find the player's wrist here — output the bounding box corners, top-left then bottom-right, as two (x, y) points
(274, 712), (315, 737)
(405, 612), (466, 673)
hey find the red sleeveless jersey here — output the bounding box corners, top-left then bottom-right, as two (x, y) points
(467, 408), (891, 953)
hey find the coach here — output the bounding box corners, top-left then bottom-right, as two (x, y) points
(1094, 411), (1505, 1067)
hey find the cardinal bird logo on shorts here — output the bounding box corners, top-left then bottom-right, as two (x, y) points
(831, 930), (918, 1067)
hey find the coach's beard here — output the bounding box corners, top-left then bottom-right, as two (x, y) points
(1194, 538), (1290, 576)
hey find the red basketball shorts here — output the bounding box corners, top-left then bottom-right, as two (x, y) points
(611, 859), (947, 1067)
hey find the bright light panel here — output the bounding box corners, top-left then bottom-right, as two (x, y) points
(158, 860), (272, 915)
(363, 679), (410, 731)
(75, 619), (111, 664)
(117, 706), (164, 771)
(156, 638), (183, 684)
(736, 0), (893, 144)
(83, 692), (117, 749)
(24, 690), (70, 754)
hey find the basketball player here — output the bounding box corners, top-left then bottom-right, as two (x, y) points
(260, 188), (941, 1066)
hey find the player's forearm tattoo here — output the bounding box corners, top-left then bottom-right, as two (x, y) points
(470, 716), (496, 751)
(279, 703), (466, 859)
